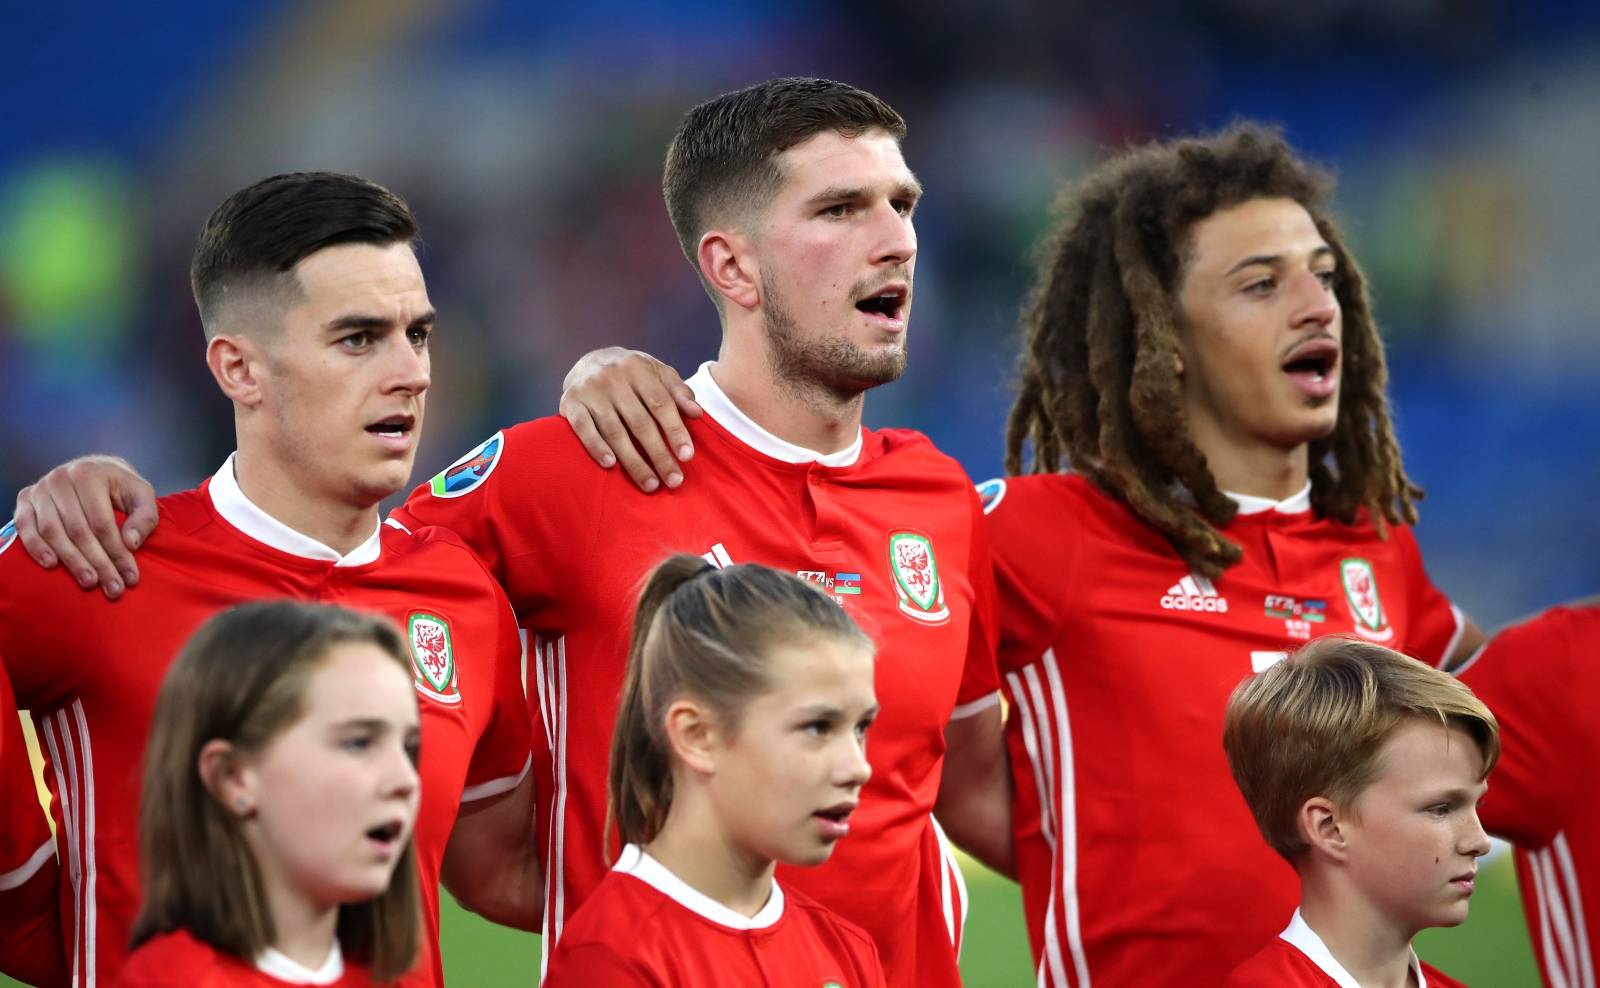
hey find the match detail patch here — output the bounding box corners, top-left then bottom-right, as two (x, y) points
(975, 478), (1007, 515)
(0, 520), (15, 557)
(430, 432), (504, 499)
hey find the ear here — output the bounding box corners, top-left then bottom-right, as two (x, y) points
(1172, 348), (1184, 377)
(662, 698), (721, 777)
(206, 334), (266, 408)
(1297, 795), (1349, 863)
(698, 229), (760, 312)
(198, 738), (258, 819)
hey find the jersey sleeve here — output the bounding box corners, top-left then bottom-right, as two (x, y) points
(543, 942), (661, 987)
(0, 522), (92, 709)
(389, 420), (608, 629)
(462, 586), (535, 801)
(0, 663), (66, 988)
(1459, 605), (1597, 848)
(952, 484), (1001, 716)
(981, 479), (1071, 676)
(1395, 526), (1467, 669)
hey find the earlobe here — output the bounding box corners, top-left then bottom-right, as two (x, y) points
(662, 699), (720, 777)
(207, 334), (263, 407)
(698, 230), (760, 311)
(198, 738), (256, 818)
(1299, 796), (1348, 862)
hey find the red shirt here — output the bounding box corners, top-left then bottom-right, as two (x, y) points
(981, 474), (1465, 987)
(394, 365), (999, 988)
(115, 931), (375, 987)
(1, 652), (65, 987)
(1457, 604), (1600, 988)
(543, 845), (885, 988)
(1225, 912), (1467, 987)
(0, 459), (533, 988)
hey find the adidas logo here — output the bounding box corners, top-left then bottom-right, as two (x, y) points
(1159, 573), (1230, 613)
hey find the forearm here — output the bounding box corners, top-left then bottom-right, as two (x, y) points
(934, 702), (1016, 878)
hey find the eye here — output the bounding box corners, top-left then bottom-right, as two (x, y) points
(339, 330), (374, 350)
(1314, 269), (1337, 290)
(855, 715), (876, 739)
(341, 732), (375, 753)
(1243, 277), (1276, 296)
(802, 719), (832, 737)
(407, 325), (432, 349)
(404, 733), (422, 765)
(891, 198), (916, 217)
(820, 203), (852, 218)
(1426, 802), (1453, 818)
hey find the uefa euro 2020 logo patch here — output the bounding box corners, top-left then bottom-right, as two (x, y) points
(1340, 557), (1394, 643)
(0, 520), (16, 557)
(407, 611), (461, 705)
(888, 530), (950, 625)
(430, 432), (504, 499)
(975, 477), (1007, 515)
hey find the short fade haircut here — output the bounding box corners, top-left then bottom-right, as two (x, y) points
(1223, 636), (1499, 862)
(190, 171), (418, 338)
(662, 77), (905, 294)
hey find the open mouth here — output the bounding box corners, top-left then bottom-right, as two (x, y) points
(1280, 340), (1339, 382)
(365, 820), (405, 845)
(365, 415), (415, 440)
(854, 285), (907, 322)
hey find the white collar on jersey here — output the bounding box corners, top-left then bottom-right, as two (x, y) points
(255, 942), (344, 984)
(1224, 482), (1313, 516)
(615, 843), (786, 930)
(686, 362), (864, 467)
(1279, 908), (1429, 988)
(209, 453), (382, 567)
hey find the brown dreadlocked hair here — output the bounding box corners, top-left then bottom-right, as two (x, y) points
(1005, 123), (1421, 579)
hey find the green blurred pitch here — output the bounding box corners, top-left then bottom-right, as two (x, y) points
(0, 851), (1538, 986)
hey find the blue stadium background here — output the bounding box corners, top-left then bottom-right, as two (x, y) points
(2, 2), (1597, 985)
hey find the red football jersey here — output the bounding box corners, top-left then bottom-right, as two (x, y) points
(2, 658), (65, 987)
(981, 474), (1465, 987)
(1456, 604), (1600, 988)
(1225, 912), (1467, 987)
(393, 365), (999, 988)
(0, 458), (532, 988)
(115, 930), (376, 987)
(542, 845), (885, 988)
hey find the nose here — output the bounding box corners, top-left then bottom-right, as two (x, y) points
(1290, 268), (1338, 332)
(870, 200), (916, 268)
(838, 734), (873, 790)
(387, 334), (431, 396)
(1461, 809), (1492, 858)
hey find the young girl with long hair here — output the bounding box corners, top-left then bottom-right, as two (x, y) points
(116, 600), (421, 987)
(544, 555), (886, 986)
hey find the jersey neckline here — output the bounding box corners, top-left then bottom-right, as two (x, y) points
(615, 843), (786, 931)
(208, 453), (382, 567)
(1279, 907), (1427, 988)
(687, 362), (864, 468)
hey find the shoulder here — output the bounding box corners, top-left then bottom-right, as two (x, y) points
(558, 871), (673, 946)
(117, 931), (237, 986)
(861, 427), (970, 481)
(1223, 939), (1322, 987)
(977, 472), (1108, 520)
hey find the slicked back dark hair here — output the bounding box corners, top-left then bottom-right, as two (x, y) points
(190, 171), (418, 337)
(1007, 123), (1421, 579)
(662, 77), (905, 292)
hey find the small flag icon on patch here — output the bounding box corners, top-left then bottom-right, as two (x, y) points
(834, 572), (862, 595)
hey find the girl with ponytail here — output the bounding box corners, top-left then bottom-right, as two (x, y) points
(545, 555), (887, 986)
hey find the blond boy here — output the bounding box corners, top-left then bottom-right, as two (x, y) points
(1223, 636), (1499, 988)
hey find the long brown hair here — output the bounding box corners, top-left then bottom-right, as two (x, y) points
(608, 555), (873, 850)
(131, 600), (421, 982)
(1006, 123), (1421, 578)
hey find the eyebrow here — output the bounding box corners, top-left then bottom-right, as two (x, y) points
(1224, 246), (1335, 278)
(804, 179), (924, 207)
(324, 310), (436, 333)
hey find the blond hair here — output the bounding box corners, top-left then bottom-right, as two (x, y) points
(608, 555), (873, 851)
(1222, 636), (1499, 861)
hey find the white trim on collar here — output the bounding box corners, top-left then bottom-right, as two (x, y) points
(687, 363), (863, 467)
(1225, 482), (1313, 516)
(255, 942), (344, 984)
(209, 453), (382, 567)
(1279, 908), (1428, 987)
(616, 844), (785, 930)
